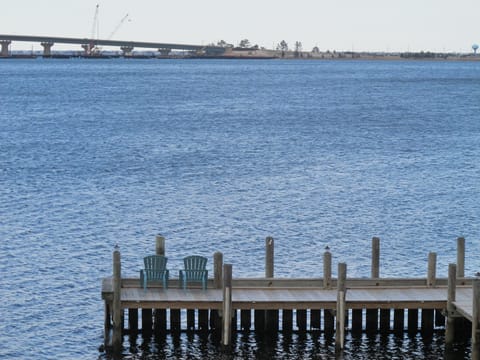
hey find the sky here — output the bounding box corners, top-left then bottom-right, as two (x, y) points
(1, 0), (479, 53)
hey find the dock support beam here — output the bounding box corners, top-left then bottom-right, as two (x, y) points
(222, 264), (233, 347)
(41, 42), (54, 57)
(1, 40), (11, 57)
(336, 262), (346, 350)
(112, 247), (122, 354)
(445, 263), (457, 347)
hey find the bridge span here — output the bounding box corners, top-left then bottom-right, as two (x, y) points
(0, 34), (225, 57)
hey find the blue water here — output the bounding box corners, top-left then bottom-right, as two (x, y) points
(1, 58), (479, 359)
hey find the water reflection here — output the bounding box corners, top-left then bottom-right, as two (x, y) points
(100, 330), (471, 359)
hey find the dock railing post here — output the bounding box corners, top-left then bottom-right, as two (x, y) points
(112, 247), (122, 354)
(446, 263), (457, 347)
(371, 237), (380, 278)
(155, 234), (165, 256)
(214, 252), (223, 289)
(336, 262), (347, 350)
(324, 248), (332, 289)
(222, 264), (233, 347)
(457, 237), (465, 278)
(427, 252), (437, 287)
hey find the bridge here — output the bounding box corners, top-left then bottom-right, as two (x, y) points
(0, 34), (225, 57)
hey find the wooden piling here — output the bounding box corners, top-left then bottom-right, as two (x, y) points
(214, 252), (223, 289)
(170, 309), (181, 332)
(324, 309), (335, 337)
(254, 310), (265, 331)
(222, 264), (233, 347)
(393, 309), (404, 334)
(198, 310), (209, 332)
(371, 237), (380, 278)
(323, 250), (332, 289)
(155, 234), (165, 256)
(187, 309), (195, 331)
(366, 309), (378, 333)
(445, 263), (457, 347)
(380, 309), (391, 332)
(142, 309), (152, 333)
(421, 309), (434, 337)
(472, 279), (480, 356)
(112, 248), (122, 353)
(154, 309), (166, 334)
(128, 309), (138, 332)
(408, 309), (418, 334)
(265, 236), (274, 278)
(336, 263), (346, 349)
(352, 309), (362, 334)
(104, 302), (111, 347)
(457, 237), (465, 278)
(241, 310), (251, 331)
(427, 252), (437, 287)
(296, 309), (307, 331)
(310, 309), (321, 330)
(264, 237), (277, 331)
(266, 309), (279, 332)
(283, 309), (293, 332)
(435, 308), (445, 327)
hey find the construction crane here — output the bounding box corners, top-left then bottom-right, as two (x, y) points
(108, 14), (130, 40)
(87, 4), (100, 55)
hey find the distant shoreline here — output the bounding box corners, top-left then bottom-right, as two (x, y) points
(2, 50), (480, 62)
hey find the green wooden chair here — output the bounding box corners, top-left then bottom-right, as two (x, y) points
(140, 255), (169, 290)
(179, 255), (208, 290)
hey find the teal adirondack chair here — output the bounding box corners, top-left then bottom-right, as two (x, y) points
(179, 255), (208, 290)
(140, 255), (169, 290)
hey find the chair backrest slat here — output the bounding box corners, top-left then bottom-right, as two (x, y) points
(144, 255), (168, 272)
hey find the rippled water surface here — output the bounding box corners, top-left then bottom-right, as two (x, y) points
(1, 59), (479, 359)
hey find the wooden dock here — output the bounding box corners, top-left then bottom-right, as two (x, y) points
(101, 235), (480, 357)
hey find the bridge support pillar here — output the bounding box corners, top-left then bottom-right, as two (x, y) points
(121, 46), (134, 57)
(158, 48), (171, 57)
(81, 43), (97, 56)
(41, 42), (54, 57)
(1, 40), (11, 57)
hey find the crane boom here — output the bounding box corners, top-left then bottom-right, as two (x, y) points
(90, 4), (100, 40)
(108, 14), (129, 40)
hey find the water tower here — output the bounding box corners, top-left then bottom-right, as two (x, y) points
(473, 44), (479, 55)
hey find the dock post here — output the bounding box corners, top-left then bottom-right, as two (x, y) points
(222, 264), (233, 347)
(336, 262), (346, 350)
(112, 247), (122, 354)
(457, 237), (465, 278)
(211, 251), (224, 333)
(214, 252), (223, 289)
(323, 248), (332, 289)
(371, 237), (380, 278)
(155, 234), (165, 256)
(265, 236), (274, 278)
(265, 237), (278, 332)
(445, 263), (457, 347)
(427, 252), (437, 287)
(472, 279), (480, 359)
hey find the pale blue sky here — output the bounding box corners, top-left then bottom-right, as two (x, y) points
(2, 0), (479, 52)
